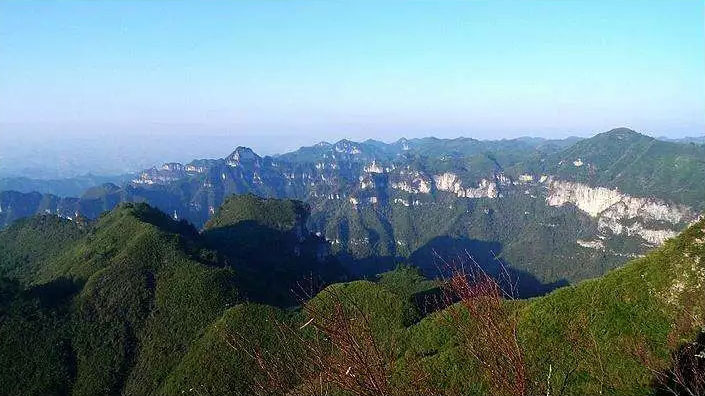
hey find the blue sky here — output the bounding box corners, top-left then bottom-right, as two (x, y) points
(0, 0), (703, 150)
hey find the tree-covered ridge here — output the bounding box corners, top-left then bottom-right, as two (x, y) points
(0, 214), (87, 283)
(0, 198), (339, 395)
(203, 194), (345, 306)
(148, 218), (705, 396)
(0, 200), (703, 395)
(518, 128), (705, 210)
(402, 217), (705, 395)
(205, 193), (309, 232)
(193, 218), (705, 395)
(1, 128), (702, 303)
(0, 203), (240, 395)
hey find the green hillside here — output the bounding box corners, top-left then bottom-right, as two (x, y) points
(0, 200), (702, 396)
(0, 198), (340, 395)
(174, 218), (704, 395)
(0, 215), (87, 283)
(0, 203), (239, 396)
(203, 194), (345, 305)
(519, 128), (705, 210)
(204, 193), (309, 232)
(401, 217), (705, 395)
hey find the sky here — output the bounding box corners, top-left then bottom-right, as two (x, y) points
(0, 0), (703, 175)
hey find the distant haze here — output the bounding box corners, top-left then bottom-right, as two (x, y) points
(1, 1), (703, 177)
(1, 126), (703, 179)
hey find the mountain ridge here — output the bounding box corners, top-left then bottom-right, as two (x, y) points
(2, 201), (701, 395)
(1, 128), (702, 292)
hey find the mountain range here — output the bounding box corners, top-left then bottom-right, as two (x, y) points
(1, 190), (703, 395)
(1, 128), (703, 295)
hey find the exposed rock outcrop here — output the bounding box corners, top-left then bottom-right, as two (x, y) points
(433, 172), (498, 198)
(546, 178), (698, 245)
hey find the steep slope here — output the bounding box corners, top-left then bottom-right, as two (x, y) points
(521, 128), (705, 209)
(1, 205), (702, 395)
(203, 194), (345, 306)
(1, 129), (701, 292)
(155, 220), (705, 396)
(405, 218), (705, 395)
(0, 277), (77, 396)
(0, 204), (238, 396)
(158, 303), (299, 396)
(0, 195), (349, 396)
(159, 270), (426, 396)
(204, 193), (309, 232)
(0, 214), (87, 283)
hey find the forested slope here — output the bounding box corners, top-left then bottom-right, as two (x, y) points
(0, 199), (702, 396)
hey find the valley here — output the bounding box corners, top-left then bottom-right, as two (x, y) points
(3, 2), (703, 394)
(1, 190), (703, 396)
(0, 129), (703, 396)
(1, 128), (702, 294)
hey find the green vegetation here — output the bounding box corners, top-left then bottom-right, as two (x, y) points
(205, 193), (309, 232)
(3, 129), (702, 295)
(203, 194), (345, 306)
(376, 265), (437, 302)
(160, 303), (300, 396)
(1, 196), (703, 395)
(520, 128), (705, 210)
(0, 215), (87, 283)
(165, 218), (704, 395)
(0, 203), (241, 396)
(401, 217), (705, 395)
(0, 278), (76, 396)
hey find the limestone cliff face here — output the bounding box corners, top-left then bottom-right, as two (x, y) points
(390, 169), (432, 194)
(226, 146), (261, 166)
(545, 178), (699, 245)
(546, 179), (623, 217)
(433, 172), (498, 198)
(363, 161), (384, 174)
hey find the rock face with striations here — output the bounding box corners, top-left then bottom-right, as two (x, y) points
(546, 178), (698, 245)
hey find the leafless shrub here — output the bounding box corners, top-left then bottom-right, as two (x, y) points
(632, 331), (705, 396)
(226, 284), (437, 396)
(439, 252), (528, 396)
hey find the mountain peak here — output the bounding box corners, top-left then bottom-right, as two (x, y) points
(205, 194), (309, 233)
(226, 147), (260, 165)
(81, 183), (121, 199)
(333, 139), (362, 154)
(602, 127), (642, 138)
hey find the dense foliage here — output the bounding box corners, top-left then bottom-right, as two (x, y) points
(0, 184), (703, 395)
(0, 198), (339, 395)
(3, 129), (701, 294)
(518, 128), (705, 210)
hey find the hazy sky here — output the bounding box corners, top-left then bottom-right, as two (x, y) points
(1, 0), (703, 159)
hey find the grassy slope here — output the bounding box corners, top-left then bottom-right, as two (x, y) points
(161, 219), (705, 395)
(405, 218), (705, 395)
